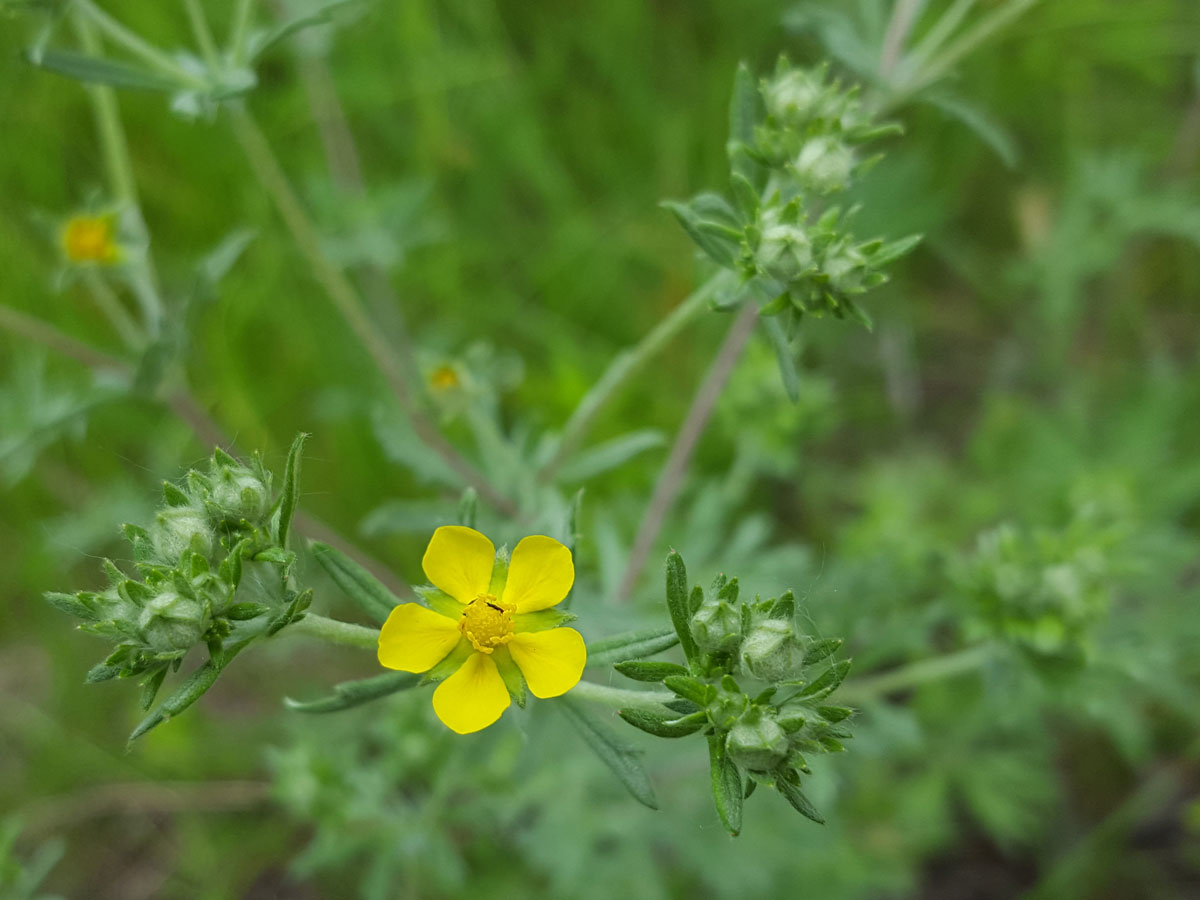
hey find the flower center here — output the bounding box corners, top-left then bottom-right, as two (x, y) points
(460, 594), (515, 653)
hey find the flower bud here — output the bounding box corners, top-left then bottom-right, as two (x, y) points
(792, 136), (856, 194)
(726, 706), (789, 772)
(150, 506), (215, 564)
(763, 69), (827, 126)
(756, 210), (813, 283)
(138, 591), (210, 652)
(740, 616), (806, 682)
(211, 468), (270, 523)
(822, 243), (870, 295)
(691, 597), (742, 654)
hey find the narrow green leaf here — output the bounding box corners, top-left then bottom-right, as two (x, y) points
(614, 660), (689, 683)
(708, 734), (744, 836)
(798, 659), (852, 699)
(457, 487), (478, 529)
(662, 200), (739, 268)
(663, 675), (714, 707)
(128, 641), (248, 744)
(728, 62), (758, 153)
(557, 430), (666, 483)
(27, 49), (180, 92)
(560, 697), (659, 809)
(276, 433), (308, 549)
(777, 777), (825, 824)
(512, 608), (577, 633)
(44, 591), (96, 621)
(760, 314), (801, 402)
(585, 627), (679, 669)
(618, 708), (707, 738)
(84, 662), (121, 683)
(804, 638), (843, 665)
(310, 541), (399, 624)
(284, 670), (419, 714)
(665, 551), (699, 663)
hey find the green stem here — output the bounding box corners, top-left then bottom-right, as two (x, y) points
(540, 269), (735, 481)
(183, 0), (222, 70)
(82, 268), (143, 350)
(227, 104), (517, 516)
(287, 613), (379, 650)
(74, 0), (207, 89)
(838, 644), (996, 702)
(72, 10), (165, 336)
(569, 680), (677, 711)
(229, 0), (257, 67)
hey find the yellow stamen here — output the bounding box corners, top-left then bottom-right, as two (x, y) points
(460, 594), (515, 654)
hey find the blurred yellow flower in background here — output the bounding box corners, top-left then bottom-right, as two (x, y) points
(60, 213), (121, 265)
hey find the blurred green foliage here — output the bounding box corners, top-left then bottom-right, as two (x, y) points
(3, 0), (1200, 897)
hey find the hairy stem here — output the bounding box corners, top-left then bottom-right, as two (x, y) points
(541, 270), (734, 481)
(880, 0), (925, 77)
(614, 301), (759, 603)
(570, 680), (677, 711)
(838, 644), (996, 702)
(72, 9), (165, 336)
(229, 0), (258, 66)
(287, 613), (380, 649)
(183, 0), (223, 70)
(82, 269), (143, 350)
(227, 105), (517, 515)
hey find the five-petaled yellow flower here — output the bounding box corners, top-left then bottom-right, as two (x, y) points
(60, 213), (121, 265)
(378, 526), (587, 734)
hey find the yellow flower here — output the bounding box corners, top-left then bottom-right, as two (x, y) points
(60, 213), (121, 265)
(378, 526), (587, 734)
(429, 363), (461, 392)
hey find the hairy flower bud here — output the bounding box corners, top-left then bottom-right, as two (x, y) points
(740, 616), (806, 682)
(756, 209), (814, 283)
(138, 591), (210, 652)
(763, 69), (827, 125)
(211, 468), (270, 523)
(150, 507), (215, 563)
(792, 136), (856, 194)
(726, 706), (789, 772)
(691, 597), (742, 654)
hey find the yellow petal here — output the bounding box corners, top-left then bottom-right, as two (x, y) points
(508, 628), (586, 698)
(377, 604), (462, 673)
(432, 651), (511, 734)
(501, 534), (574, 613)
(422, 525), (495, 603)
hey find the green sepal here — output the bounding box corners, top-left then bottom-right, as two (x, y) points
(707, 734), (744, 836)
(421, 638), (474, 685)
(618, 708), (707, 738)
(492, 646), (527, 709)
(818, 705), (853, 723)
(804, 638), (843, 665)
(265, 589), (312, 636)
(218, 539), (248, 589)
(414, 584), (463, 619)
(662, 199), (739, 268)
(284, 670), (420, 714)
(311, 541), (401, 624)
(84, 662), (122, 683)
(584, 627), (679, 669)
(777, 775), (825, 824)
(488, 546), (509, 598)
(224, 602), (270, 621)
(139, 667), (168, 711)
(512, 608), (577, 633)
(796, 659), (851, 700)
(45, 591), (98, 621)
(559, 697), (658, 810)
(457, 487), (478, 528)
(162, 481), (191, 507)
(665, 551), (700, 663)
(614, 660), (689, 683)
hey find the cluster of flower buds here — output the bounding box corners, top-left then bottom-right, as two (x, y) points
(954, 513), (1116, 668)
(45, 439), (310, 715)
(614, 552), (852, 834)
(665, 59), (920, 341)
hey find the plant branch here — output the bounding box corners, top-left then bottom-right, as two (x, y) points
(837, 644), (996, 703)
(229, 0), (258, 66)
(287, 613), (380, 649)
(74, 0), (207, 89)
(540, 270), (734, 482)
(614, 301), (758, 603)
(183, 0), (223, 71)
(570, 680), (677, 711)
(227, 104), (517, 516)
(880, 0), (925, 77)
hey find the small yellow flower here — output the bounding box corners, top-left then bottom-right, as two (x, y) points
(378, 525), (587, 734)
(429, 363), (461, 392)
(60, 213), (121, 265)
